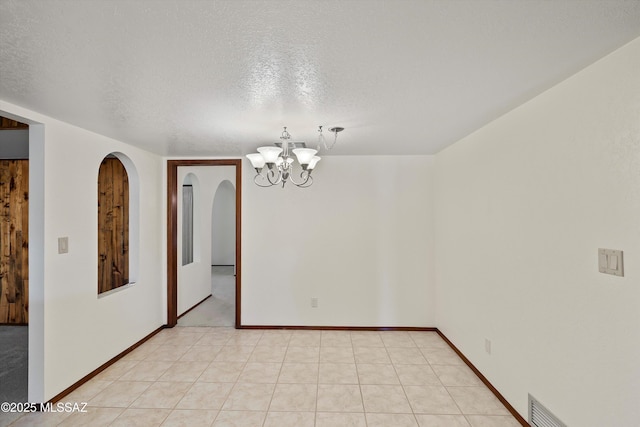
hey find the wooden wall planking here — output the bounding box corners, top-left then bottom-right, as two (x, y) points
(97, 157), (129, 294)
(0, 160), (29, 324)
(0, 116), (28, 130)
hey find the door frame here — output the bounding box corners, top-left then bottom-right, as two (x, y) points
(166, 159), (242, 327)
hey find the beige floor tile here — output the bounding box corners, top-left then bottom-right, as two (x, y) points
(162, 332), (205, 347)
(366, 413), (419, 427)
(147, 333), (172, 345)
(257, 332), (292, 346)
(288, 331), (321, 347)
(465, 415), (522, 427)
(238, 362), (282, 383)
(415, 414), (472, 426)
(381, 332), (416, 348)
(88, 381), (151, 408)
(320, 347), (355, 363)
(278, 362), (319, 383)
(130, 381), (192, 409)
(177, 382), (233, 410)
(198, 362), (245, 382)
(284, 346), (320, 363)
(158, 361), (209, 382)
(176, 326), (219, 333)
(269, 383), (317, 412)
(350, 332), (384, 347)
(361, 384), (412, 413)
(179, 345), (223, 362)
(225, 333), (262, 346)
(264, 411), (315, 427)
(247, 346), (287, 363)
(395, 364), (442, 386)
(195, 333), (231, 346)
(214, 346), (254, 362)
(315, 412), (366, 427)
(145, 345), (190, 362)
(353, 346), (391, 364)
(432, 365), (483, 386)
(356, 363), (399, 384)
(387, 347), (428, 364)
(321, 331), (352, 347)
(403, 385), (461, 414)
(94, 360), (139, 381)
(122, 343), (161, 361)
(420, 347), (465, 365)
(0, 412), (22, 427)
(161, 409), (218, 427)
(64, 379), (114, 402)
(319, 363), (358, 384)
(57, 407), (124, 426)
(447, 387), (510, 416)
(222, 383), (275, 411)
(125, 361), (174, 381)
(110, 408), (171, 427)
(409, 332), (449, 349)
(8, 410), (74, 427)
(36, 326), (521, 427)
(316, 384), (364, 412)
(212, 410), (266, 427)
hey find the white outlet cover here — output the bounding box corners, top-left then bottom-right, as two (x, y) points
(598, 248), (623, 277)
(58, 237), (69, 254)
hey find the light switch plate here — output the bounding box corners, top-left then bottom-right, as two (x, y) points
(598, 248), (623, 277)
(58, 237), (69, 254)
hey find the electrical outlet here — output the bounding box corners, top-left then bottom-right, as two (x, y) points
(485, 338), (491, 355)
(311, 297), (318, 308)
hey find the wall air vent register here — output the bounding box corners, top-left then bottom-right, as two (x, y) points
(529, 394), (567, 427)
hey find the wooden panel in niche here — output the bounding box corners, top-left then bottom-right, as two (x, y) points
(0, 160), (29, 324)
(0, 116), (28, 129)
(98, 157), (129, 294)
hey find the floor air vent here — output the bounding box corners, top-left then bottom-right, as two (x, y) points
(529, 394), (567, 427)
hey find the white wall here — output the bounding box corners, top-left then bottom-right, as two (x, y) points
(0, 100), (164, 401)
(434, 37), (640, 426)
(211, 180), (236, 266)
(242, 155), (435, 327)
(177, 166), (235, 315)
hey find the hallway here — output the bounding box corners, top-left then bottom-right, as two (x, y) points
(178, 267), (235, 327)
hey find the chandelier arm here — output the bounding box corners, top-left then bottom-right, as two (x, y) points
(294, 175), (313, 188)
(266, 168), (282, 185)
(288, 169), (312, 187)
(253, 173), (275, 187)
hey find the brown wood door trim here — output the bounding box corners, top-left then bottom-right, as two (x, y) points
(167, 159), (242, 328)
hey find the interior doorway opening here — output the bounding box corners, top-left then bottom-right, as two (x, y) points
(0, 116), (29, 412)
(167, 160), (242, 328)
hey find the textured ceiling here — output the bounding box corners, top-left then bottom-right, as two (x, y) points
(1, 0), (640, 156)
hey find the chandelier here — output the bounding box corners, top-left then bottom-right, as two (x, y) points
(246, 126), (344, 188)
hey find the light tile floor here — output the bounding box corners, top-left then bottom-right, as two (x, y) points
(7, 329), (522, 427)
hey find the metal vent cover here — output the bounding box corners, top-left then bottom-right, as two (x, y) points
(529, 394), (567, 427)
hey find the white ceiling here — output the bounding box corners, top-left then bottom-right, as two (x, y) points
(1, 0), (640, 156)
